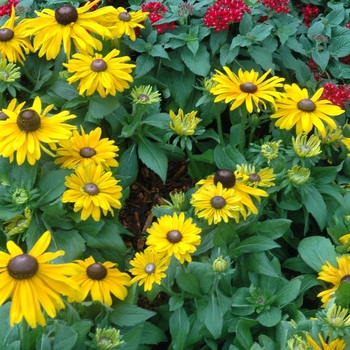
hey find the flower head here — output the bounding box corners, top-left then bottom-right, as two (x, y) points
(321, 82), (350, 109)
(0, 57), (20, 82)
(68, 256), (130, 306)
(169, 108), (201, 136)
(141, 2), (176, 33)
(131, 85), (161, 105)
(292, 133), (322, 157)
(0, 231), (81, 328)
(270, 84), (344, 137)
(212, 255), (228, 272)
(129, 248), (169, 291)
(146, 212), (201, 264)
(287, 165), (310, 185)
(0, 96), (76, 165)
(21, 0), (113, 59)
(326, 304), (350, 328)
(62, 163), (123, 221)
(210, 67), (285, 113)
(3, 207), (32, 237)
(0, 97), (25, 121)
(236, 164), (276, 188)
(0, 6), (33, 63)
(317, 255), (350, 307)
(63, 49), (135, 97)
(55, 126), (119, 170)
(305, 333), (346, 350)
(94, 328), (124, 349)
(315, 126), (343, 145)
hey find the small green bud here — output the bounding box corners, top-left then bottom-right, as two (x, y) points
(12, 188), (29, 205)
(213, 256), (227, 272)
(95, 328), (124, 349)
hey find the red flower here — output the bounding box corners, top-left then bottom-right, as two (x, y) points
(321, 82), (350, 109)
(141, 1), (176, 33)
(0, 0), (19, 16)
(301, 4), (320, 27)
(260, 0), (290, 14)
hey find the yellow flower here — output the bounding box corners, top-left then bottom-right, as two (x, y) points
(54, 126), (119, 170)
(0, 97), (25, 121)
(62, 163), (123, 221)
(305, 333), (346, 350)
(287, 165), (310, 185)
(339, 233), (350, 246)
(63, 49), (135, 97)
(0, 231), (81, 328)
(0, 7), (33, 63)
(146, 212), (201, 264)
(292, 133), (322, 157)
(210, 67), (285, 113)
(317, 255), (350, 307)
(270, 84), (344, 137)
(236, 164), (276, 188)
(0, 57), (20, 82)
(326, 304), (350, 327)
(21, 0), (112, 60)
(131, 85), (161, 105)
(169, 108), (200, 136)
(315, 126), (343, 145)
(104, 7), (148, 41)
(341, 138), (350, 156)
(260, 140), (282, 163)
(190, 181), (243, 224)
(0, 96), (76, 165)
(68, 256), (131, 306)
(3, 207), (32, 237)
(129, 248), (169, 291)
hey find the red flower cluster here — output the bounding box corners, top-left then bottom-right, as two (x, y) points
(141, 2), (176, 34)
(346, 22), (350, 29)
(0, 0), (19, 16)
(321, 82), (350, 109)
(203, 0), (251, 32)
(260, 0), (290, 14)
(301, 4), (320, 27)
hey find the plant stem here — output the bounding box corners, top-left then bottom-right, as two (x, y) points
(20, 319), (30, 350)
(215, 103), (225, 147)
(186, 146), (202, 181)
(239, 108), (247, 153)
(20, 64), (37, 85)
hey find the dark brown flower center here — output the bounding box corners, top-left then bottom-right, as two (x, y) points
(118, 12), (131, 22)
(86, 263), (107, 280)
(341, 275), (350, 284)
(80, 147), (96, 158)
(55, 5), (78, 25)
(7, 254), (38, 280)
(214, 169), (236, 188)
(0, 111), (8, 120)
(297, 98), (316, 112)
(240, 82), (257, 93)
(16, 109), (41, 132)
(144, 263), (156, 274)
(249, 173), (260, 182)
(91, 59), (107, 72)
(210, 196), (226, 209)
(84, 183), (99, 195)
(138, 94), (150, 102)
(0, 28), (14, 42)
(167, 230), (182, 243)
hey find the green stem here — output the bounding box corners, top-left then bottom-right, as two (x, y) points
(248, 126), (256, 145)
(239, 108), (247, 153)
(160, 282), (178, 297)
(20, 64), (36, 85)
(20, 319), (30, 350)
(215, 103), (225, 147)
(186, 146), (202, 181)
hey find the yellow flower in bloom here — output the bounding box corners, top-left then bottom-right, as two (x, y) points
(287, 165), (310, 185)
(0, 231), (81, 328)
(146, 212), (201, 264)
(129, 248), (169, 291)
(306, 333), (346, 350)
(0, 7), (33, 63)
(62, 163), (123, 221)
(210, 67), (285, 113)
(55, 126), (119, 170)
(326, 304), (350, 327)
(0, 97), (25, 121)
(317, 255), (350, 307)
(3, 207), (32, 237)
(191, 182), (243, 224)
(292, 133), (322, 158)
(260, 140), (282, 163)
(63, 49), (135, 97)
(104, 7), (148, 41)
(236, 164), (276, 188)
(169, 108), (200, 136)
(131, 85), (161, 105)
(315, 126), (343, 145)
(21, 0), (112, 60)
(0, 96), (76, 165)
(270, 84), (344, 137)
(68, 256), (131, 306)
(0, 57), (20, 82)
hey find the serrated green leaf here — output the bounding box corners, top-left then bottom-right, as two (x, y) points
(180, 45), (210, 77)
(135, 54), (155, 78)
(140, 322), (168, 345)
(111, 304), (156, 327)
(87, 94), (119, 119)
(311, 50), (330, 72)
(328, 35), (350, 57)
(214, 144), (246, 169)
(250, 46), (275, 71)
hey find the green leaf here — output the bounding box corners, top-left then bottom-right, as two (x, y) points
(137, 138), (168, 183)
(117, 143), (139, 189)
(72, 320), (92, 346)
(257, 306), (281, 327)
(214, 144), (246, 170)
(121, 325), (143, 350)
(49, 80), (79, 101)
(140, 322), (167, 345)
(220, 43), (239, 66)
(87, 94), (119, 119)
(180, 45), (211, 77)
(239, 12), (253, 34)
(274, 279), (301, 307)
(240, 252), (280, 277)
(328, 35), (350, 57)
(298, 236), (337, 272)
(210, 30), (228, 54)
(135, 54), (156, 78)
(36, 169), (71, 207)
(235, 319), (257, 349)
(169, 307), (190, 350)
(52, 326), (78, 350)
(311, 50), (330, 72)
(250, 46), (275, 71)
(169, 295), (184, 311)
(110, 304), (156, 327)
(307, 21), (324, 41)
(150, 44), (169, 59)
(176, 269), (202, 297)
(334, 281), (350, 309)
(251, 24), (273, 42)
(235, 236), (280, 255)
(204, 294), (223, 339)
(253, 219), (292, 240)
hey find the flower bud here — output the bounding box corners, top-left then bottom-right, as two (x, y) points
(213, 256), (227, 272)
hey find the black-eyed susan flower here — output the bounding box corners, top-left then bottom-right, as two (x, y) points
(305, 333), (346, 350)
(129, 248), (169, 291)
(260, 140), (282, 164)
(63, 49), (135, 97)
(62, 163), (123, 221)
(236, 164), (276, 188)
(54, 126), (119, 170)
(0, 231), (81, 328)
(104, 7), (148, 41)
(68, 256), (131, 306)
(0, 96), (76, 165)
(131, 85), (161, 105)
(292, 133), (322, 158)
(0, 97), (25, 121)
(169, 108), (201, 136)
(3, 207), (32, 237)
(270, 84), (344, 137)
(146, 212), (201, 264)
(317, 255), (350, 307)
(190, 181), (243, 224)
(287, 165), (310, 185)
(0, 7), (33, 64)
(21, 0), (112, 60)
(210, 67), (285, 113)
